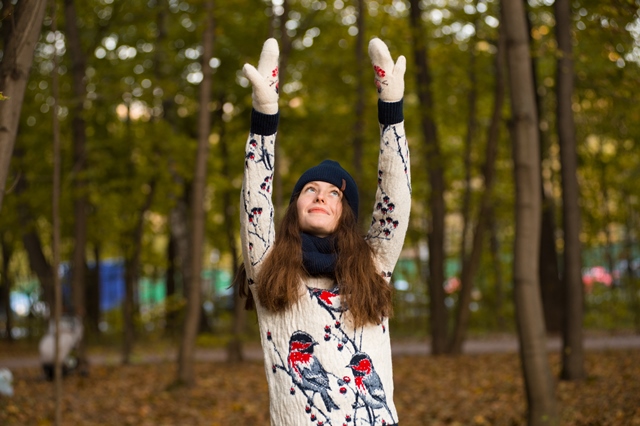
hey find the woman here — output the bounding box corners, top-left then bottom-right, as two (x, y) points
(240, 37), (410, 426)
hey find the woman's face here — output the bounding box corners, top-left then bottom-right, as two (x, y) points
(296, 181), (343, 238)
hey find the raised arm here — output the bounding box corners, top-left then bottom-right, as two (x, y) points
(240, 39), (280, 282)
(365, 38), (412, 279)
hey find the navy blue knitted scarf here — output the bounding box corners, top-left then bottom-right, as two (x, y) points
(301, 232), (337, 276)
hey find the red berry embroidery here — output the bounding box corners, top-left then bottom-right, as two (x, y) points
(374, 65), (386, 77)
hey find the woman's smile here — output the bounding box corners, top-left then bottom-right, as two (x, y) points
(297, 181), (343, 237)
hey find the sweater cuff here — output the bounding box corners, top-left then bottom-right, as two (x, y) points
(250, 109), (279, 136)
(378, 99), (404, 125)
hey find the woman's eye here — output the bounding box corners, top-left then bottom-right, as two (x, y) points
(305, 187), (316, 193)
(330, 191), (340, 197)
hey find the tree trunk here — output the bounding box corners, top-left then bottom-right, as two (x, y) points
(226, 254), (244, 362)
(0, 234), (13, 340)
(121, 262), (134, 365)
(0, 0), (48, 212)
(224, 204), (243, 362)
(64, 0), (89, 369)
(450, 8), (478, 354)
(86, 245), (102, 334)
(352, 0), (366, 223)
(555, 0), (585, 381)
(122, 181), (156, 365)
(624, 201), (640, 332)
(502, 0), (559, 423)
(23, 230), (55, 304)
(11, 145), (56, 310)
(528, 8), (564, 336)
(50, 5), (64, 415)
(269, 0), (317, 219)
(121, 257), (134, 362)
(449, 18), (505, 354)
(539, 192), (564, 334)
(170, 189), (190, 299)
(488, 209), (506, 331)
(597, 152), (615, 279)
(538, 196), (564, 336)
(153, 0), (181, 338)
(271, 0), (290, 216)
(165, 233), (179, 336)
(215, 100), (245, 363)
(408, 0), (447, 355)
(177, 0), (214, 386)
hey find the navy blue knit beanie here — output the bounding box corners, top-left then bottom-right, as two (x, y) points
(290, 160), (359, 220)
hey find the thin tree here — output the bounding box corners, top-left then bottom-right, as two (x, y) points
(217, 100), (245, 363)
(270, 0), (289, 216)
(408, 0), (448, 354)
(352, 0), (366, 223)
(269, 0), (318, 217)
(0, 0), (48, 211)
(63, 0), (89, 371)
(450, 3), (479, 354)
(177, 0), (214, 386)
(0, 234), (13, 340)
(539, 188), (564, 334)
(488, 208), (507, 331)
(501, 0), (559, 423)
(449, 14), (506, 354)
(51, 1), (64, 421)
(526, 8), (563, 335)
(121, 180), (156, 365)
(15, 174), (56, 309)
(152, 0), (185, 337)
(623, 194), (640, 332)
(555, 0), (585, 381)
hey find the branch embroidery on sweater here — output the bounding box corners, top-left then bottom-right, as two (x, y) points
(244, 134), (276, 269)
(381, 124), (411, 194)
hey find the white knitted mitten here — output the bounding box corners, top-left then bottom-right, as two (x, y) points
(368, 38), (406, 103)
(243, 38), (279, 115)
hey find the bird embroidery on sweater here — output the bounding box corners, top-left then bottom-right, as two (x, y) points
(287, 331), (340, 413)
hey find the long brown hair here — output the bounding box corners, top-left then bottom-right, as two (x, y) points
(237, 196), (393, 328)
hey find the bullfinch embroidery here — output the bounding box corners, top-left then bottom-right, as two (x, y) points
(348, 352), (396, 425)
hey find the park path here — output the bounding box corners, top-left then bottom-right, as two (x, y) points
(2, 333), (639, 370)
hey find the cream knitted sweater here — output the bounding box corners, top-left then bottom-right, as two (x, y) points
(240, 100), (411, 426)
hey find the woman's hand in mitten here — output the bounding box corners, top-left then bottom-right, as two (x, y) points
(368, 38), (406, 103)
(243, 38), (279, 115)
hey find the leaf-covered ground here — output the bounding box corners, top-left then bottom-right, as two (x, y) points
(1, 349), (639, 425)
